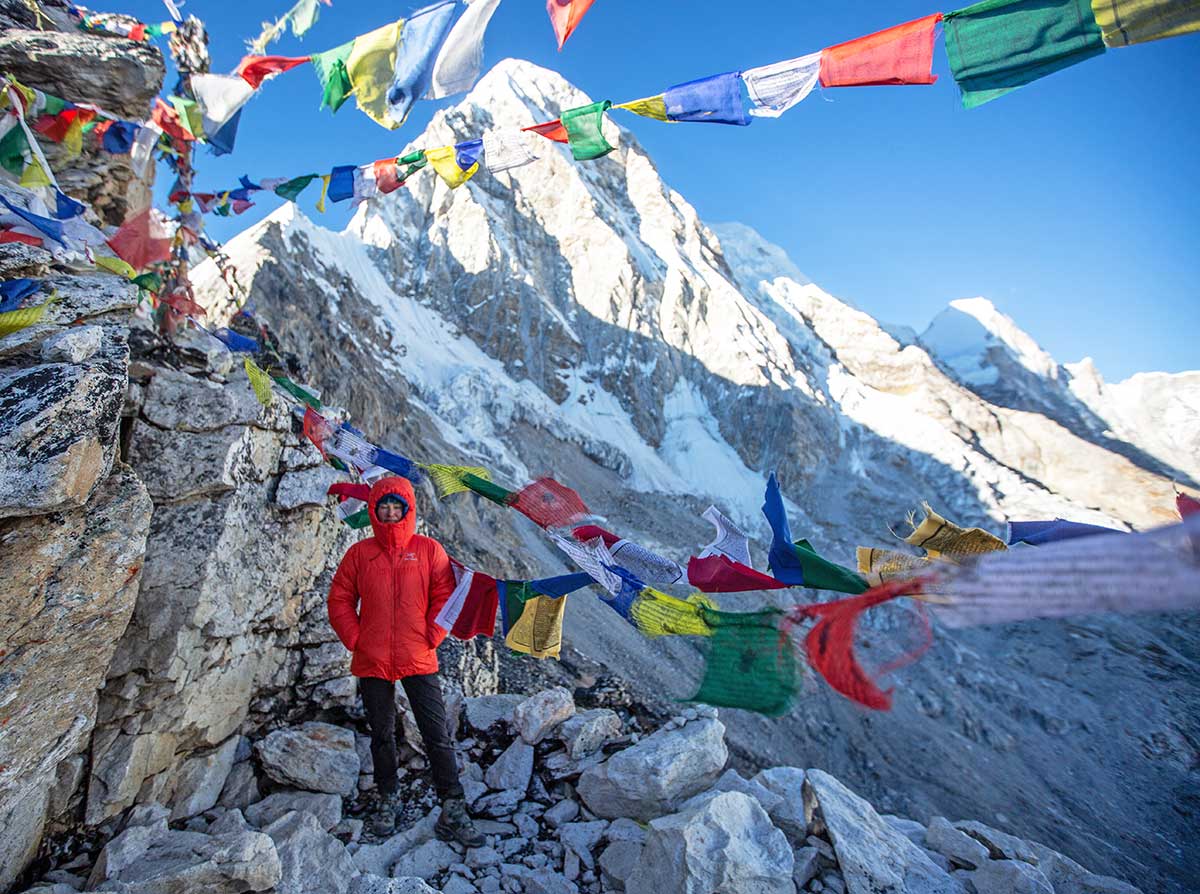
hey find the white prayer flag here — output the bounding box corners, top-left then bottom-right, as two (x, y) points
(742, 52), (822, 118)
(427, 0), (503, 99)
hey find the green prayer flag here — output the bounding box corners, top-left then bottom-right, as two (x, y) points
(168, 95), (204, 139)
(462, 473), (516, 506)
(0, 125), (29, 176)
(42, 95), (68, 116)
(312, 39), (356, 113)
(272, 375), (322, 409)
(131, 272), (163, 293)
(944, 0), (1106, 108)
(343, 506), (371, 528)
(689, 608), (798, 717)
(275, 174), (318, 203)
(561, 100), (615, 161)
(792, 540), (869, 594)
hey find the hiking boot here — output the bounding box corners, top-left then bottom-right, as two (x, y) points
(366, 789), (401, 837)
(435, 797), (484, 848)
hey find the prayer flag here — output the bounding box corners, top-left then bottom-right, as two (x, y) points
(273, 375), (322, 409)
(0, 278), (41, 312)
(503, 586), (567, 659)
(511, 477), (589, 528)
(326, 424), (379, 470)
(686, 555), (788, 593)
(551, 532), (624, 595)
(437, 564), (500, 640)
(630, 587), (716, 638)
(327, 164), (356, 203)
(561, 100), (614, 160)
(206, 110), (243, 156)
(168, 96), (204, 140)
(130, 124), (160, 177)
(387, 0), (457, 126)
(191, 73), (255, 134)
(152, 97), (193, 143)
(547, 0), (596, 50)
(664, 72), (751, 126)
(818, 13), (943, 87)
(1090, 0), (1200, 46)
(698, 505), (752, 567)
(428, 0), (503, 99)
(329, 483), (371, 503)
(237, 54), (312, 89)
(482, 129), (539, 174)
(613, 95), (669, 122)
(571, 525), (620, 548)
(762, 473), (867, 592)
(0, 124), (28, 177)
(422, 463), (494, 498)
(312, 40), (356, 112)
(336, 498), (372, 529)
(212, 326), (259, 353)
(303, 407), (335, 456)
(275, 174), (317, 202)
(944, 0), (1106, 109)
(690, 608), (797, 716)
(106, 207), (173, 271)
(101, 120), (139, 154)
(426, 144), (480, 188)
(375, 448), (421, 481)
(608, 538), (685, 585)
(461, 472), (516, 505)
(523, 119), (569, 143)
(244, 357), (274, 406)
(1006, 519), (1125, 545)
(904, 504), (1006, 558)
(316, 174), (331, 212)
(346, 20), (405, 128)
(1179, 492), (1200, 519)
(0, 290), (57, 337)
(373, 157), (404, 193)
(94, 255), (136, 278)
(743, 52), (822, 117)
(856, 547), (933, 586)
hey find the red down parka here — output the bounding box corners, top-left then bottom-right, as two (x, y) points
(327, 476), (456, 680)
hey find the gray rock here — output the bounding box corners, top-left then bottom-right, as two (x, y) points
(442, 876), (477, 894)
(217, 761), (260, 811)
(264, 809), (357, 894)
(563, 848), (581, 882)
(557, 709), (622, 759)
(245, 790), (343, 832)
(558, 821), (608, 869)
(680, 768), (784, 817)
(475, 790), (523, 818)
(883, 815), (927, 846)
(393, 838), (460, 880)
(969, 859), (1054, 894)
(793, 846), (820, 889)
(577, 718), (728, 821)
(803, 770), (963, 894)
(1024, 841), (1143, 894)
(604, 818), (647, 845)
(464, 694), (525, 733)
(626, 792), (793, 894)
(543, 749), (607, 782)
(87, 827), (281, 893)
(255, 723), (360, 796)
(468, 846), (503, 869)
(926, 817), (990, 870)
(525, 868), (579, 894)
(599, 841), (642, 891)
(352, 812), (439, 877)
(349, 877), (439, 894)
(207, 809), (249, 836)
(169, 737), (240, 820)
(950, 821), (1038, 863)
(514, 812), (540, 838)
(543, 799), (580, 829)
(40, 325), (102, 363)
(513, 688), (576, 744)
(751, 766), (806, 842)
(485, 739), (535, 793)
(277, 464), (347, 510)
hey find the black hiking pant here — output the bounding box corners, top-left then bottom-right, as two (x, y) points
(359, 674), (464, 800)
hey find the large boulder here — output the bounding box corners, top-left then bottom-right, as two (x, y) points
(169, 737), (240, 820)
(484, 739), (534, 793)
(255, 723), (360, 796)
(751, 767), (806, 841)
(463, 694), (524, 733)
(245, 790), (343, 831)
(513, 688), (575, 744)
(577, 718), (728, 821)
(87, 825), (281, 893)
(352, 812), (440, 877)
(558, 708), (622, 759)
(263, 809), (357, 894)
(626, 792), (794, 894)
(803, 770), (963, 894)
(969, 859), (1054, 894)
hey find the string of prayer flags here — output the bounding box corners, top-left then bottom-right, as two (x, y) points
(237, 54), (313, 90)
(0, 289), (56, 337)
(904, 504), (1007, 558)
(547, 0), (596, 50)
(943, 0), (1106, 109)
(68, 4), (177, 40)
(561, 100), (615, 161)
(742, 52), (822, 118)
(613, 96), (669, 122)
(244, 357), (274, 406)
(1006, 518), (1125, 546)
(762, 472), (867, 592)
(482, 129), (539, 175)
(818, 13), (943, 87)
(1090, 0), (1200, 47)
(509, 476), (589, 529)
(427, 0), (503, 100)
(346, 20), (405, 129)
(249, 0), (332, 54)
(106, 207), (174, 271)
(689, 608), (798, 716)
(312, 40), (356, 113)
(663, 72), (752, 126)
(437, 563), (500, 640)
(387, 0), (457, 127)
(786, 578), (931, 711)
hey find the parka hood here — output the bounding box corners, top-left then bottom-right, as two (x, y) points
(368, 475), (417, 553)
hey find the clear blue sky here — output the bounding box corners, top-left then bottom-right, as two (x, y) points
(126, 0), (1198, 380)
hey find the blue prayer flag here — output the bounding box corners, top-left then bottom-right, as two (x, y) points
(212, 327), (260, 353)
(102, 120), (138, 155)
(0, 278), (43, 312)
(327, 165), (357, 203)
(206, 108), (242, 156)
(387, 0), (456, 125)
(663, 71), (752, 126)
(455, 138), (484, 171)
(762, 472), (805, 585)
(0, 196), (66, 244)
(1007, 519), (1124, 546)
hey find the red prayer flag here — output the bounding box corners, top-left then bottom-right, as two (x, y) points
(523, 119), (569, 143)
(449, 569), (500, 639)
(237, 54), (312, 89)
(0, 230), (43, 247)
(303, 408), (334, 458)
(328, 483), (371, 502)
(129, 23), (146, 40)
(374, 158), (405, 194)
(571, 524), (621, 548)
(819, 13), (942, 88)
(510, 477), (588, 529)
(107, 208), (174, 271)
(686, 555), (789, 593)
(33, 108), (95, 143)
(151, 97), (194, 143)
(547, 0), (596, 50)
(1178, 492), (1200, 519)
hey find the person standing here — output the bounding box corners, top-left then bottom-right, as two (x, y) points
(328, 475), (484, 845)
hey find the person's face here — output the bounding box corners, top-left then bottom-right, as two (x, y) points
(377, 501), (406, 524)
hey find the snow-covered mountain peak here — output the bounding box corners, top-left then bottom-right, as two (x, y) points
(920, 296), (1058, 385)
(459, 57), (593, 124)
(709, 222), (811, 295)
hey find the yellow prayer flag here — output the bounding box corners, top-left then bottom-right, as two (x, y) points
(18, 158), (51, 189)
(1090, 0), (1200, 46)
(95, 255), (137, 279)
(63, 116), (84, 157)
(630, 588), (716, 638)
(244, 357), (274, 407)
(424, 146), (479, 189)
(903, 504), (1006, 559)
(0, 291), (57, 338)
(316, 174), (330, 212)
(419, 463), (493, 498)
(346, 20), (404, 129)
(504, 594), (566, 659)
(614, 95), (670, 122)
(856, 547), (934, 587)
